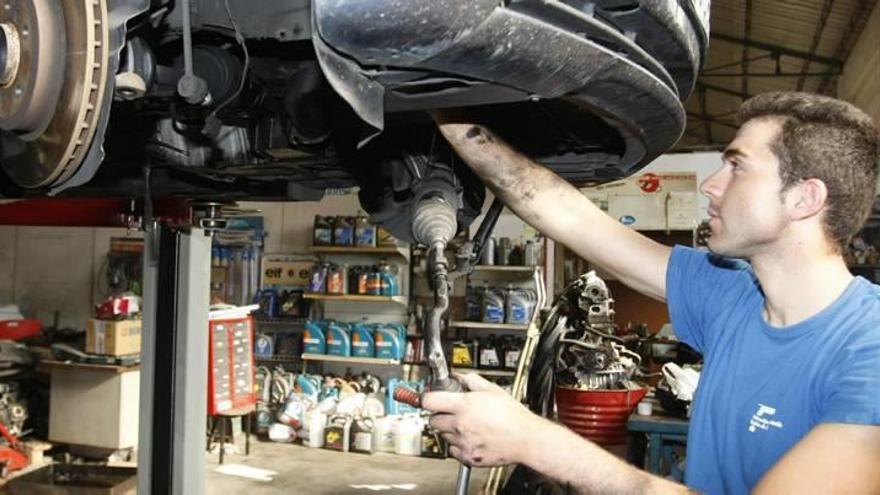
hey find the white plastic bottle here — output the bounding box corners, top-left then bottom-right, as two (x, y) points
(373, 415), (400, 453)
(394, 414), (423, 456)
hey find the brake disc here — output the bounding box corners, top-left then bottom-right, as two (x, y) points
(0, 0), (109, 188)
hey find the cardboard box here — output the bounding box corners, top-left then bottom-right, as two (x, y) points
(86, 319), (141, 356)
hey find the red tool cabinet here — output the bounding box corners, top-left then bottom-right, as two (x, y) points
(207, 316), (256, 415)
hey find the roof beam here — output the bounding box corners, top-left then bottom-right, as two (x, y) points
(798, 0), (835, 91)
(742, 0), (753, 98)
(817, 0), (879, 94)
(698, 82), (754, 100)
(710, 32), (844, 68)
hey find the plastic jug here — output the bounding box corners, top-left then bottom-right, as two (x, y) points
(323, 414), (352, 452)
(354, 216), (377, 247)
(505, 287), (531, 325)
(482, 288), (505, 323)
(313, 215), (333, 246)
(351, 323), (376, 358)
(373, 415), (401, 453)
(349, 418), (376, 454)
(374, 325), (402, 360)
(326, 322), (352, 357)
(394, 414), (423, 456)
(333, 216), (355, 246)
(301, 409), (327, 448)
(303, 321), (327, 354)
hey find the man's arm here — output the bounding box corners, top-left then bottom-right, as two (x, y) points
(434, 113), (670, 301)
(422, 373), (693, 494)
(753, 423), (880, 494)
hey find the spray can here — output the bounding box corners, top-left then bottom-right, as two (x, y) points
(524, 239), (540, 266)
(481, 238), (495, 265)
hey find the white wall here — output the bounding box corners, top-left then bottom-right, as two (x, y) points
(0, 226), (142, 329)
(641, 151), (722, 220)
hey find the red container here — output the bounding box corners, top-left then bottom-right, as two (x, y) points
(0, 320), (42, 341)
(555, 386), (648, 446)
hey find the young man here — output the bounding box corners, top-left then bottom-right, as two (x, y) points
(422, 92), (880, 493)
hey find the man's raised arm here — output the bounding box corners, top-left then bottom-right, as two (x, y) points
(434, 112), (671, 301)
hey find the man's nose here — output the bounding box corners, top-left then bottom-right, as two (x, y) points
(700, 168), (724, 200)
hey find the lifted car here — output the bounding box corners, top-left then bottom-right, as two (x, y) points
(0, 0), (709, 239)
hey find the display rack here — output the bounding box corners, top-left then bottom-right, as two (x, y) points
(448, 321), (529, 331)
(302, 353), (401, 366)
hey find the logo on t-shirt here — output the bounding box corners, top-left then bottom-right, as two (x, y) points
(748, 403), (784, 433)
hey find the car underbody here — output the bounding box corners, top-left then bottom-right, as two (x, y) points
(0, 0), (708, 240)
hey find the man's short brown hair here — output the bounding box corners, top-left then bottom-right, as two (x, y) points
(738, 92), (880, 251)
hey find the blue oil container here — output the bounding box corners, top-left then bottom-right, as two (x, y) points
(374, 324), (403, 360)
(326, 322), (352, 357)
(303, 321), (327, 354)
(351, 323), (376, 358)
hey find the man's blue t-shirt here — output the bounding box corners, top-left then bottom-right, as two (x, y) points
(666, 245), (880, 494)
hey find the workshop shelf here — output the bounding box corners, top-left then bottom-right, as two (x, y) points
(310, 245), (410, 260)
(448, 321), (530, 331)
(472, 265), (539, 272)
(303, 294), (409, 306)
(452, 367), (516, 377)
(301, 354), (401, 366)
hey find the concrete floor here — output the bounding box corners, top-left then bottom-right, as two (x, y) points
(205, 437), (491, 495)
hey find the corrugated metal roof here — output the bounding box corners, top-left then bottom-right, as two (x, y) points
(677, 0), (878, 149)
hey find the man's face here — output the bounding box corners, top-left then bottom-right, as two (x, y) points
(700, 118), (791, 258)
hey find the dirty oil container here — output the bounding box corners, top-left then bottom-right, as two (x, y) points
(351, 323), (376, 358)
(349, 418), (376, 454)
(303, 321), (327, 354)
(478, 335), (501, 369)
(323, 414), (352, 452)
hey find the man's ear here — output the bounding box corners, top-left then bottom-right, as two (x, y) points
(788, 178), (828, 220)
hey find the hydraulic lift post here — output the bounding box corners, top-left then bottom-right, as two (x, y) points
(137, 224), (211, 494)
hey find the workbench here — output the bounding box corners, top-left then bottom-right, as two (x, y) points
(627, 412), (689, 481)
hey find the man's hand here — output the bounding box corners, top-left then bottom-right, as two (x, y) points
(421, 373), (538, 467)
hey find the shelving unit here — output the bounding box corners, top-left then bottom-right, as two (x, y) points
(255, 355), (301, 365)
(301, 243), (411, 379)
(452, 366), (516, 377)
(449, 321), (529, 331)
(302, 353), (401, 366)
(472, 265), (539, 272)
(303, 293), (409, 306)
(311, 245), (410, 260)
